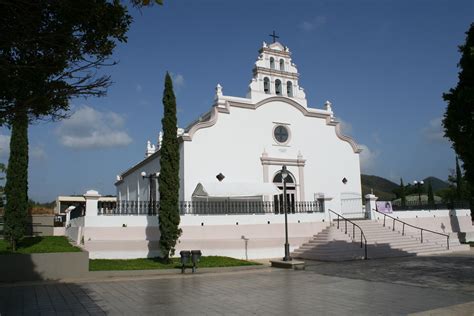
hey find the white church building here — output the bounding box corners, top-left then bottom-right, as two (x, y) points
(66, 39), (473, 260)
(115, 40), (363, 215)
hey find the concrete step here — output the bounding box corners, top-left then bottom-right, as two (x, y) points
(293, 219), (465, 262)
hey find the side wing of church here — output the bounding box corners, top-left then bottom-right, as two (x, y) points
(115, 41), (363, 215)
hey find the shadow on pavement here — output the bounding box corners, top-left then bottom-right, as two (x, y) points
(0, 282), (106, 314)
(304, 251), (474, 293)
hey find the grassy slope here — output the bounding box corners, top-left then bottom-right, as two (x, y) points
(0, 236), (81, 254)
(90, 256), (261, 271)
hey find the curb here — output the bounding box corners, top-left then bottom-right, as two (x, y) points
(0, 264), (270, 287)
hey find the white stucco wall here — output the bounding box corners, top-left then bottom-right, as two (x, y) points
(116, 155), (161, 202)
(182, 100), (361, 212)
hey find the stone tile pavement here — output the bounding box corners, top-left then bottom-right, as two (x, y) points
(1, 252), (474, 315)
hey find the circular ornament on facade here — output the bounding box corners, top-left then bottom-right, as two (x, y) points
(273, 125), (289, 144)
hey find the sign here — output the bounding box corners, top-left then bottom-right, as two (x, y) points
(376, 201), (393, 214)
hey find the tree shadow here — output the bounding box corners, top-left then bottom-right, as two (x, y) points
(449, 209), (461, 233)
(0, 281), (107, 314)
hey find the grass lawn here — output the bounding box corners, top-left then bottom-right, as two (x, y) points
(0, 236), (81, 254)
(90, 256), (261, 271)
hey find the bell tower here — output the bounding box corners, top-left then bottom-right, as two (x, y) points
(247, 36), (307, 106)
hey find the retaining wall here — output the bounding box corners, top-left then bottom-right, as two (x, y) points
(0, 251), (89, 282)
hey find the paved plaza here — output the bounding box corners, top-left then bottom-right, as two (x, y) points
(1, 252), (474, 315)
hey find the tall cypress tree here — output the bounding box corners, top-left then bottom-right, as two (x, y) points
(158, 72), (181, 261)
(427, 181), (435, 206)
(4, 111), (29, 250)
(400, 178), (406, 209)
(455, 156), (463, 200)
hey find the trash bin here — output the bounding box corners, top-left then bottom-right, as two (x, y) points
(191, 250), (202, 273)
(180, 250), (191, 274)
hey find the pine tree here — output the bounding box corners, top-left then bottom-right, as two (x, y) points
(443, 23), (474, 192)
(3, 111), (28, 250)
(400, 178), (406, 208)
(427, 181), (435, 206)
(158, 72), (181, 261)
(456, 156), (463, 200)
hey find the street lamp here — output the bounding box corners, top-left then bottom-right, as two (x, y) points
(142, 171), (160, 213)
(281, 165), (291, 262)
(413, 180), (424, 206)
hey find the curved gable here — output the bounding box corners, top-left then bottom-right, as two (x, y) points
(182, 96), (362, 154)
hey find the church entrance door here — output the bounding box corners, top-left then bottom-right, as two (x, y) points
(273, 170), (296, 214)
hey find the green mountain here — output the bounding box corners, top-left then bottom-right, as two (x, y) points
(423, 176), (449, 192)
(360, 174), (450, 201)
(361, 174), (398, 200)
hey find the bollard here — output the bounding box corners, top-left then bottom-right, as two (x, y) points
(191, 250), (202, 273)
(180, 250), (191, 274)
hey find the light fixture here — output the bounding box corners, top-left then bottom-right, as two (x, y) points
(281, 165), (288, 180)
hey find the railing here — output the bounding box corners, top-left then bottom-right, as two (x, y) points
(374, 209), (450, 250)
(391, 200), (470, 211)
(98, 200), (324, 216)
(329, 209), (367, 259)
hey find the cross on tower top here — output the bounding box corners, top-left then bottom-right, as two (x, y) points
(269, 30), (279, 43)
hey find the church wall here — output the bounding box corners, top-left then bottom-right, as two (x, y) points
(182, 100), (361, 213)
(116, 158), (161, 202)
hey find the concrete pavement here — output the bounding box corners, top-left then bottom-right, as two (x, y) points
(1, 251), (474, 315)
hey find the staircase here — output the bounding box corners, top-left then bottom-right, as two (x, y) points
(292, 219), (469, 261)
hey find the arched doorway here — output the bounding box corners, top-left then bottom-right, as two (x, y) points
(273, 170), (296, 214)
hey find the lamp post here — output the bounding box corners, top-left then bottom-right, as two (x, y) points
(141, 171), (160, 213)
(413, 180), (424, 206)
(281, 165), (291, 261)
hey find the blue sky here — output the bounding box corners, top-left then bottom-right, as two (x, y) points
(0, 0), (472, 202)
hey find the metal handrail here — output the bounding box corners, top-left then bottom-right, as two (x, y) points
(328, 209), (367, 259)
(373, 209), (449, 250)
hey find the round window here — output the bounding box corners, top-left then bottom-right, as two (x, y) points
(274, 125), (289, 143)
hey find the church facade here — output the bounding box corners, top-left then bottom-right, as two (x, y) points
(115, 41), (363, 215)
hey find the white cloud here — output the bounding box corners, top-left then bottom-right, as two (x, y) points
(56, 105), (132, 149)
(171, 73), (185, 88)
(372, 132), (382, 145)
(422, 117), (448, 143)
(0, 134), (10, 158)
(136, 84), (143, 93)
(338, 118), (353, 136)
(299, 16), (327, 32)
(30, 145), (47, 160)
(359, 144), (380, 173)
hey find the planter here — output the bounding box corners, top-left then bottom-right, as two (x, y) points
(0, 251), (89, 282)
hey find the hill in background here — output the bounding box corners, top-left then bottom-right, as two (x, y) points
(360, 174), (449, 201)
(423, 176), (449, 192)
(361, 175), (398, 200)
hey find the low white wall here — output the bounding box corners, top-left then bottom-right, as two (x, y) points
(374, 209), (473, 234)
(177, 221), (328, 259)
(82, 212), (329, 259)
(53, 227), (65, 236)
(84, 215), (159, 227)
(80, 209), (472, 259)
(84, 226), (160, 241)
(180, 211), (328, 226)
